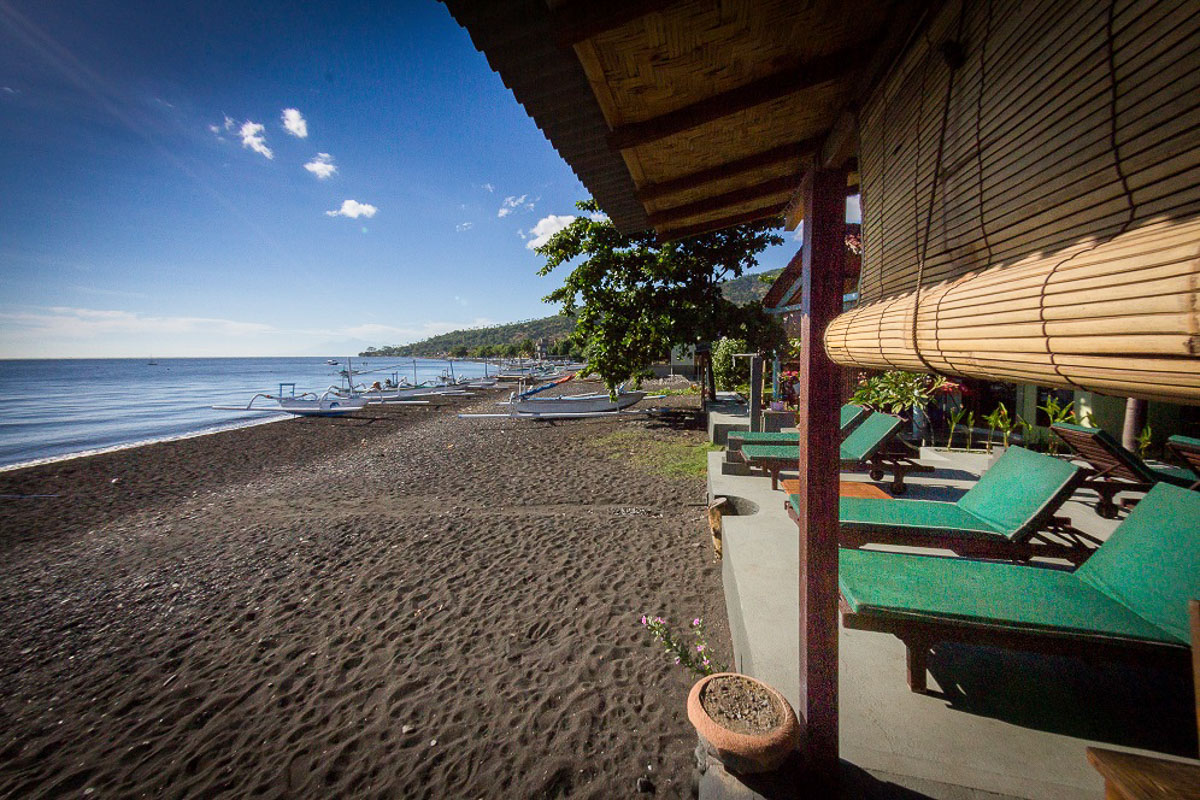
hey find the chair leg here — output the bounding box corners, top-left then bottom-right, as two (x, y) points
(902, 636), (931, 693)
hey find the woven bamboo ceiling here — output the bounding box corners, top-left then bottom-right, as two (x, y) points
(441, 0), (925, 239)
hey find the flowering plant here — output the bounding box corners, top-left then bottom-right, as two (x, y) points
(640, 615), (726, 677)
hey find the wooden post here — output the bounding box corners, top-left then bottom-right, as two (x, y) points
(749, 354), (763, 432)
(795, 168), (847, 788)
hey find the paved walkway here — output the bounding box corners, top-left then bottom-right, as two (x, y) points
(707, 448), (1195, 799)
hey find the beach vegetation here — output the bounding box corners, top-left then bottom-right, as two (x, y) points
(640, 615), (726, 677)
(592, 429), (718, 478)
(711, 337), (749, 391)
(535, 200), (785, 396)
(850, 370), (950, 415)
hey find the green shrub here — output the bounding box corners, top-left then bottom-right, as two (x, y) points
(712, 337), (748, 391)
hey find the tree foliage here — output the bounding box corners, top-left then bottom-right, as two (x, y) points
(536, 200), (786, 394)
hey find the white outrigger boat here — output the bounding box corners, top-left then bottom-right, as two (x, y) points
(505, 389), (647, 415)
(214, 384), (368, 417)
(460, 373), (653, 419)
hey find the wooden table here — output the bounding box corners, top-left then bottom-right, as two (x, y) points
(780, 479), (892, 500)
(1086, 747), (1200, 799)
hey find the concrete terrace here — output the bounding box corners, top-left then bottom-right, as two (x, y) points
(706, 436), (1197, 799)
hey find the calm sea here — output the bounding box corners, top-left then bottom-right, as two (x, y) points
(0, 357), (495, 470)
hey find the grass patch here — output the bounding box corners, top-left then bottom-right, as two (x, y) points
(592, 429), (720, 478)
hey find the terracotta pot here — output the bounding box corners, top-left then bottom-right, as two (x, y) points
(686, 672), (800, 774)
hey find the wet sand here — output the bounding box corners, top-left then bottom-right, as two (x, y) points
(0, 383), (728, 798)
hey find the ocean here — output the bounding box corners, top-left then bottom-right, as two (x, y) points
(0, 357), (496, 470)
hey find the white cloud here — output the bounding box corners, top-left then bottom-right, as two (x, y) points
(455, 221), (473, 232)
(238, 120), (273, 159)
(480, 183), (494, 193)
(223, 115), (236, 131)
(303, 152), (337, 179)
(281, 108), (308, 138)
(525, 214), (576, 250)
(2, 86), (18, 95)
(326, 199), (378, 219)
(0, 307), (274, 338)
(497, 194), (534, 218)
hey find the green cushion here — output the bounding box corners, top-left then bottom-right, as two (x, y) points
(727, 406), (869, 450)
(840, 412), (903, 462)
(1167, 434), (1200, 451)
(841, 404), (870, 429)
(956, 447), (1081, 540)
(836, 496), (1004, 538)
(838, 548), (1175, 643)
(739, 444), (800, 464)
(1075, 483), (1200, 644)
(729, 431), (798, 447)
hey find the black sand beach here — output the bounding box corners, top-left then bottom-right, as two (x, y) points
(0, 383), (729, 798)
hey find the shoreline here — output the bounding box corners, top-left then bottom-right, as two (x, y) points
(0, 413), (290, 474)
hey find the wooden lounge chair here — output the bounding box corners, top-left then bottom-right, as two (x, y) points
(737, 411), (932, 493)
(838, 482), (1200, 693)
(725, 404), (870, 452)
(1051, 422), (1198, 518)
(1166, 434), (1200, 490)
(789, 446), (1094, 563)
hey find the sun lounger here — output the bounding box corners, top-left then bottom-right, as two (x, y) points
(737, 411), (932, 493)
(1166, 435), (1200, 490)
(1052, 423), (1198, 518)
(725, 404), (870, 452)
(838, 483), (1200, 693)
(788, 446), (1092, 563)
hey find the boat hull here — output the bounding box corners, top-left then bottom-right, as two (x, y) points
(509, 391), (646, 415)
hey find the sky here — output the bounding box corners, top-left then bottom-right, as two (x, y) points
(0, 0), (848, 358)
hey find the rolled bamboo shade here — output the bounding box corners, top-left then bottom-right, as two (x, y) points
(825, 217), (1200, 403)
(834, 0), (1200, 401)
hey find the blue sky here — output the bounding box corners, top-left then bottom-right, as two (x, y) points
(0, 0), (818, 358)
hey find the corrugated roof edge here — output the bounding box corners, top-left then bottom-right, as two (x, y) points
(439, 0), (650, 233)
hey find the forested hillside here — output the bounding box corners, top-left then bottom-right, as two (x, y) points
(360, 268), (781, 357)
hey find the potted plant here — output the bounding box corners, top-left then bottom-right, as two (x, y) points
(641, 615), (799, 775)
(687, 672), (800, 774)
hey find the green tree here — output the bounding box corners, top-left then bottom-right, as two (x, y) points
(536, 199), (785, 394)
(517, 338), (536, 358)
(449, 345), (468, 358)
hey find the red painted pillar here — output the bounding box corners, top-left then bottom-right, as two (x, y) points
(795, 168), (847, 787)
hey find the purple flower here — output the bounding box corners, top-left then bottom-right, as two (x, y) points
(640, 615), (647, 626)
(692, 618), (700, 627)
(696, 644), (705, 652)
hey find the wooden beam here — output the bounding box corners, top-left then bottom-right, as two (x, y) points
(634, 139), (820, 203)
(795, 167), (847, 790)
(552, 0), (682, 48)
(655, 202), (786, 242)
(645, 175), (799, 227)
(607, 46), (863, 151)
(821, 111), (858, 169)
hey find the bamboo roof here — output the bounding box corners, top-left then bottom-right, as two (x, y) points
(441, 0), (924, 238)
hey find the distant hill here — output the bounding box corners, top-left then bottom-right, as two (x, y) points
(361, 315), (576, 358)
(720, 267), (782, 305)
(361, 268), (782, 357)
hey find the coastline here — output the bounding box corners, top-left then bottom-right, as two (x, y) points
(0, 382), (730, 797)
(0, 413), (290, 475)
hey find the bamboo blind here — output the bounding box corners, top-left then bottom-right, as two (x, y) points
(833, 0), (1200, 402)
(826, 217), (1200, 403)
